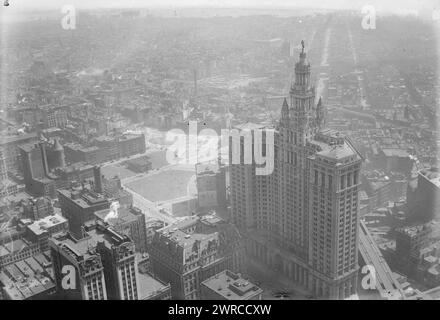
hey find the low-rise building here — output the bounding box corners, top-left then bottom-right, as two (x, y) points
(201, 270), (262, 300)
(0, 253), (55, 300)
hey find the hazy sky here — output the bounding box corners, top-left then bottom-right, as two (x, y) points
(1, 0), (438, 13)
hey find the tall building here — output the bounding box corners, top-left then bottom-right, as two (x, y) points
(0, 238), (41, 269)
(0, 132), (38, 174)
(24, 214), (69, 252)
(229, 42), (363, 299)
(94, 206), (148, 253)
(49, 138), (66, 169)
(0, 252), (56, 300)
(149, 214), (245, 300)
(395, 223), (433, 275)
(19, 142), (49, 187)
(58, 186), (111, 239)
(49, 221), (140, 300)
(407, 167), (440, 222)
(19, 137), (83, 199)
(22, 196), (54, 220)
(196, 161), (227, 210)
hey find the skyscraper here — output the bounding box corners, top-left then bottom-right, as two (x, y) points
(49, 221), (139, 300)
(230, 41), (363, 299)
(58, 186), (111, 239)
(94, 206), (148, 253)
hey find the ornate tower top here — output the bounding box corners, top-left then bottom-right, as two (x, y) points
(291, 40), (312, 93)
(298, 40), (308, 66)
(282, 41), (317, 145)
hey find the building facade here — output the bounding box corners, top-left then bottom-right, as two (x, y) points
(49, 221), (140, 300)
(94, 206), (147, 253)
(149, 214), (245, 300)
(58, 187), (111, 239)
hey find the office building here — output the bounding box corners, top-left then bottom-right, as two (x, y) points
(58, 186), (111, 239)
(25, 214), (69, 252)
(196, 161), (227, 210)
(407, 167), (440, 222)
(49, 221), (140, 300)
(149, 214), (245, 300)
(229, 42), (362, 299)
(94, 206), (147, 253)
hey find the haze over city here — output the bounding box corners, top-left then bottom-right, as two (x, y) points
(0, 0), (440, 306)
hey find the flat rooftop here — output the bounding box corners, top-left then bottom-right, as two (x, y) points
(27, 214), (68, 236)
(94, 206), (142, 226)
(58, 188), (109, 209)
(0, 255), (54, 300)
(50, 222), (131, 262)
(202, 270), (262, 300)
(307, 129), (362, 163)
(138, 272), (170, 300)
(0, 238), (30, 257)
(158, 215), (219, 247)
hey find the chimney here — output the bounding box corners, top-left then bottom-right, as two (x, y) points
(39, 142), (49, 176)
(94, 166), (103, 194)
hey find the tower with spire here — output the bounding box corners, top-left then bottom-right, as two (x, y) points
(281, 40), (323, 146)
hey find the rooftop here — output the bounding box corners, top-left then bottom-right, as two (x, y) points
(202, 270), (262, 300)
(234, 122), (271, 131)
(196, 161), (221, 176)
(27, 214), (68, 236)
(310, 130), (361, 163)
(0, 239), (30, 257)
(94, 206), (142, 226)
(58, 187), (109, 209)
(50, 221), (132, 262)
(397, 223), (432, 238)
(0, 132), (37, 146)
(0, 255), (54, 300)
(420, 168), (440, 188)
(137, 271), (170, 300)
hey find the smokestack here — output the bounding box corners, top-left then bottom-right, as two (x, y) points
(94, 166), (103, 194)
(53, 138), (66, 168)
(39, 142), (49, 176)
(193, 69), (197, 98)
